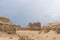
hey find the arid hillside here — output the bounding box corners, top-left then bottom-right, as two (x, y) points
(17, 22), (60, 40)
(0, 16), (60, 40)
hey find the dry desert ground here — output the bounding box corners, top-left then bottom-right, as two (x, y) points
(16, 30), (60, 40)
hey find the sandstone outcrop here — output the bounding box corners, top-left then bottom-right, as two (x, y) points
(19, 22), (41, 31)
(0, 16), (16, 34)
(27, 22), (41, 31)
(16, 25), (21, 30)
(42, 22), (60, 33)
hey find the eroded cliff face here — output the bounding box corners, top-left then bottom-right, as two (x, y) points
(42, 22), (60, 33)
(18, 22), (41, 31)
(0, 16), (41, 34)
(21, 22), (41, 31)
(2, 16), (60, 34)
(0, 16), (16, 34)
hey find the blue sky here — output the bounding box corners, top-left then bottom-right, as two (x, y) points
(0, 0), (60, 26)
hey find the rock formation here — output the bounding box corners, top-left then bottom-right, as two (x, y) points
(27, 22), (41, 31)
(16, 25), (21, 30)
(42, 22), (60, 33)
(0, 16), (16, 34)
(19, 22), (41, 31)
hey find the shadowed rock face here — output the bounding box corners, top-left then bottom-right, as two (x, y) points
(0, 16), (16, 34)
(19, 22), (41, 31)
(42, 22), (60, 33)
(15, 25), (21, 30)
(27, 22), (41, 31)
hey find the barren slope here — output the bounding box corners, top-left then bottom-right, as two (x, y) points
(0, 31), (19, 40)
(16, 30), (60, 40)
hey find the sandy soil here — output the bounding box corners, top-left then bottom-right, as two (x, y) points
(0, 30), (60, 40)
(16, 30), (60, 40)
(0, 31), (19, 40)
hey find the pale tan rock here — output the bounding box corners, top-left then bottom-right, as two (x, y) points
(16, 25), (21, 30)
(0, 16), (16, 34)
(42, 22), (60, 33)
(27, 22), (41, 31)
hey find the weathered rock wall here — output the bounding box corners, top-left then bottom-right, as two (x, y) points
(0, 16), (16, 34)
(42, 22), (60, 33)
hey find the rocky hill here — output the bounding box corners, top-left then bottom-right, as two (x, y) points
(27, 22), (41, 31)
(17, 22), (60, 40)
(20, 22), (41, 31)
(42, 22), (60, 33)
(0, 16), (41, 34)
(0, 16), (60, 40)
(0, 16), (16, 34)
